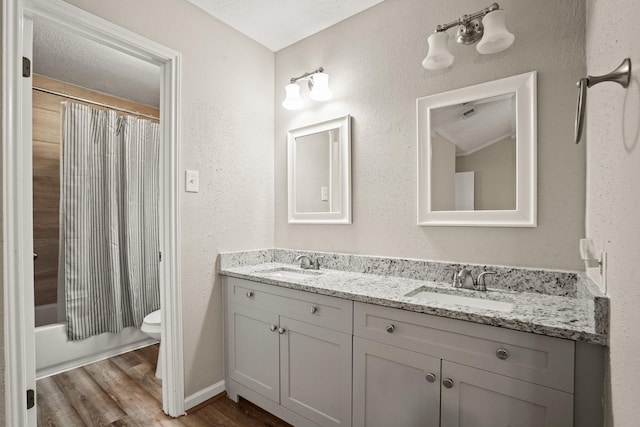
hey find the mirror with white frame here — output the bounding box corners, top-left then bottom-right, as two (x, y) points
(417, 71), (537, 227)
(288, 115), (351, 224)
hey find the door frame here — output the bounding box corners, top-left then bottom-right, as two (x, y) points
(3, 0), (184, 424)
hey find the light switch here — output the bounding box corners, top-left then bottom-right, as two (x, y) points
(185, 170), (199, 193)
(321, 186), (329, 201)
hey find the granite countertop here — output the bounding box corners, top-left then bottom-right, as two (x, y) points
(220, 253), (608, 346)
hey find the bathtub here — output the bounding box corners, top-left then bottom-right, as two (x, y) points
(36, 319), (156, 379)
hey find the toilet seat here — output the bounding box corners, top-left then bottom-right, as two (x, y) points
(143, 309), (161, 326)
(141, 309), (161, 340)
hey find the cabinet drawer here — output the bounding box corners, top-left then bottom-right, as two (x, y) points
(354, 302), (574, 392)
(226, 277), (353, 334)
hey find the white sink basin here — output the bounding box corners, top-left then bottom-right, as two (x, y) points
(406, 288), (513, 312)
(256, 267), (323, 281)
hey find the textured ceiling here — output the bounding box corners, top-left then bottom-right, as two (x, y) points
(431, 94), (516, 155)
(32, 1), (385, 106)
(186, 0), (385, 51)
(33, 16), (161, 108)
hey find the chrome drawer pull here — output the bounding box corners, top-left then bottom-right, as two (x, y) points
(310, 306), (318, 314)
(425, 373), (437, 383)
(278, 327), (286, 335)
(269, 325), (277, 332)
(386, 324), (395, 333)
(246, 291), (254, 298)
(443, 378), (454, 388)
(496, 348), (510, 360)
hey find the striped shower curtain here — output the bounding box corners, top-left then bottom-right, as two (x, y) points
(61, 102), (161, 341)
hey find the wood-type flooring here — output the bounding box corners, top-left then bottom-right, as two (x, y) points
(36, 344), (292, 426)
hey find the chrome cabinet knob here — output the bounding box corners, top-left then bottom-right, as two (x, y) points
(246, 291), (254, 298)
(496, 348), (510, 360)
(278, 327), (286, 334)
(269, 325), (277, 332)
(425, 373), (437, 383)
(310, 306), (318, 314)
(386, 324), (395, 333)
(443, 378), (454, 389)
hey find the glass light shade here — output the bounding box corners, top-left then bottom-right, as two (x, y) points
(282, 83), (303, 110)
(422, 32), (454, 70)
(476, 10), (514, 54)
(309, 72), (333, 101)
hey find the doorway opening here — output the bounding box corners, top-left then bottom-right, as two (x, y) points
(4, 0), (183, 424)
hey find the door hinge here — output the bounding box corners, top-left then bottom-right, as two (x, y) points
(26, 389), (35, 410)
(159, 251), (162, 262)
(22, 57), (31, 78)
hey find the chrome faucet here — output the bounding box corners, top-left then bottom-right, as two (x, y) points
(445, 267), (497, 291)
(475, 271), (497, 291)
(457, 268), (476, 290)
(294, 254), (325, 270)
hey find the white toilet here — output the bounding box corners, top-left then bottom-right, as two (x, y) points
(141, 309), (162, 379)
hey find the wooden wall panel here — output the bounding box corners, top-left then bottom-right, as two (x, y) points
(33, 140), (61, 178)
(33, 108), (61, 143)
(33, 74), (160, 118)
(32, 74), (159, 307)
(33, 90), (65, 111)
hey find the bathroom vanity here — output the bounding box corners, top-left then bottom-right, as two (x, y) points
(225, 277), (352, 426)
(220, 249), (607, 427)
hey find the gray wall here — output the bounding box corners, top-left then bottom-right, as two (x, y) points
(295, 131), (331, 213)
(0, 2), (5, 423)
(585, 0), (640, 425)
(430, 133), (455, 211)
(456, 136), (516, 210)
(275, 0), (586, 270)
(60, 0), (275, 396)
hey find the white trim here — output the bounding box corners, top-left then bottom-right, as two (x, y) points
(4, 0), (34, 424)
(417, 71), (537, 227)
(184, 380), (226, 411)
(287, 115), (352, 224)
(4, 0), (184, 423)
(158, 38), (185, 417)
(36, 339), (157, 380)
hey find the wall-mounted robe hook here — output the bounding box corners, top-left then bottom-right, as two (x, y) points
(574, 58), (631, 144)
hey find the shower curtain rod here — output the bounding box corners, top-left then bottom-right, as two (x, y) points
(33, 86), (160, 121)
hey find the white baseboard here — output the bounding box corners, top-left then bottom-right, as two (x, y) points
(184, 380), (226, 411)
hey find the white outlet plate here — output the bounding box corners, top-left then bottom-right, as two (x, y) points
(321, 186), (329, 201)
(185, 170), (199, 193)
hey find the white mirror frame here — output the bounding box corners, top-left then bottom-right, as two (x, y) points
(288, 115), (352, 224)
(417, 71), (537, 227)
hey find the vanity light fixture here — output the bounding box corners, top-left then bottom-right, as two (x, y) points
(282, 67), (333, 110)
(422, 3), (514, 70)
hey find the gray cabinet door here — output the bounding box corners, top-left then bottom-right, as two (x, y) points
(440, 361), (574, 427)
(227, 302), (280, 403)
(280, 317), (352, 427)
(352, 337), (440, 427)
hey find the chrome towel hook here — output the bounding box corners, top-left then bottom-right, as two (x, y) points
(574, 58), (631, 144)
